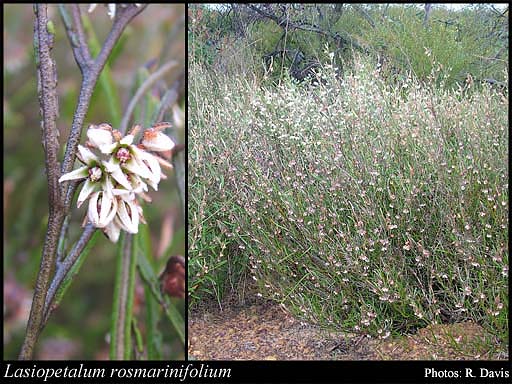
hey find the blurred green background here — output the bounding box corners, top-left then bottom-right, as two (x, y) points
(4, 4), (185, 360)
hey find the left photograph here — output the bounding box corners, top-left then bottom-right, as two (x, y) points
(4, 4), (185, 360)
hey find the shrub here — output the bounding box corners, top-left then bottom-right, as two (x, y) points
(189, 53), (508, 346)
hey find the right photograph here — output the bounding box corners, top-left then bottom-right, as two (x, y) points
(188, 3), (508, 360)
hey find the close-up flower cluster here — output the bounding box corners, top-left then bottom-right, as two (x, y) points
(59, 123), (175, 242)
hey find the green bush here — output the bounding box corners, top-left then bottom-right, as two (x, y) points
(189, 53), (508, 347)
(356, 4), (508, 88)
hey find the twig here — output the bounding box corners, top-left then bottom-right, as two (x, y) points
(42, 224), (97, 325)
(119, 60), (179, 134)
(19, 3), (147, 360)
(59, 5), (93, 73)
(154, 74), (183, 122)
(71, 5), (93, 70)
(19, 4), (62, 360)
(61, 4), (148, 212)
(246, 4), (367, 52)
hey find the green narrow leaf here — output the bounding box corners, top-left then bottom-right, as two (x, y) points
(134, 67), (150, 125)
(145, 91), (160, 128)
(52, 230), (100, 308)
(110, 232), (125, 360)
(123, 233), (137, 360)
(110, 233), (138, 360)
(132, 317), (144, 356)
(110, 233), (136, 359)
(109, 233), (138, 360)
(138, 223), (163, 359)
(138, 223), (153, 260)
(143, 283), (162, 359)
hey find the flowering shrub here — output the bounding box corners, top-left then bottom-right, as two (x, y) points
(59, 122), (175, 242)
(189, 54), (508, 348)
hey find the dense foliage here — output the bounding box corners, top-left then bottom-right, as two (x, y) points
(188, 4), (508, 350)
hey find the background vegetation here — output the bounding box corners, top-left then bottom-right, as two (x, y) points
(4, 4), (185, 360)
(188, 3), (508, 351)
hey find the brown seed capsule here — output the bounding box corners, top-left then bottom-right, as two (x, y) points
(160, 255), (185, 299)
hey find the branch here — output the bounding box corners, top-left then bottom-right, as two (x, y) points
(19, 4), (61, 360)
(353, 4), (376, 28)
(71, 6), (92, 66)
(119, 60), (179, 134)
(423, 3), (432, 28)
(61, 4), (147, 214)
(154, 74), (184, 123)
(245, 4), (367, 52)
(19, 3), (147, 360)
(59, 5), (93, 73)
(42, 224), (97, 325)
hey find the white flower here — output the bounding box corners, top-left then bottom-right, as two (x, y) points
(61, 121), (175, 242)
(116, 195), (140, 234)
(106, 133), (162, 190)
(142, 128), (175, 152)
(103, 157), (133, 190)
(87, 190), (118, 228)
(59, 145), (104, 208)
(87, 124), (116, 154)
(103, 218), (122, 243)
(98, 191), (141, 240)
(129, 146), (162, 190)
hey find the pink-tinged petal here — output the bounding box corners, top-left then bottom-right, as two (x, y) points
(130, 175), (148, 193)
(87, 125), (114, 152)
(102, 175), (115, 199)
(123, 155), (153, 181)
(59, 166), (88, 183)
(77, 179), (97, 208)
(112, 188), (135, 202)
(103, 220), (121, 243)
(173, 106), (184, 128)
(118, 190), (136, 202)
(142, 130), (175, 152)
(128, 125), (141, 136)
(111, 166), (133, 190)
(138, 205), (147, 224)
(120, 134), (134, 145)
(155, 155), (174, 170)
(88, 191), (117, 228)
(77, 145), (98, 165)
(107, 4), (116, 19)
(87, 192), (101, 226)
(100, 143), (118, 155)
(151, 122), (173, 131)
(145, 178), (159, 191)
(132, 147), (161, 187)
(98, 192), (117, 226)
(103, 160), (133, 190)
(117, 199), (139, 234)
(143, 154), (162, 187)
(138, 191), (152, 203)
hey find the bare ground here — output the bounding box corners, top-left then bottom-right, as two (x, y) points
(189, 298), (508, 360)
